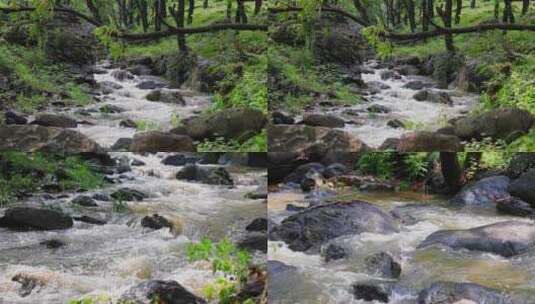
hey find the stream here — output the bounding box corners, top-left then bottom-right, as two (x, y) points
(0, 153), (266, 303)
(74, 61), (211, 148)
(314, 60), (478, 148)
(268, 188), (535, 304)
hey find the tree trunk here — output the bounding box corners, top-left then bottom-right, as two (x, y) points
(440, 152), (465, 194)
(406, 0), (416, 32)
(236, 0), (248, 24)
(254, 0), (262, 15)
(455, 0), (462, 24)
(438, 0), (455, 53)
(503, 0), (515, 23)
(176, 0), (187, 52)
(353, 0), (370, 25)
(204, 0), (208, 9)
(136, 0), (149, 32)
(187, 0), (194, 24)
(522, 0), (529, 15)
(421, 0), (429, 32)
(154, 0), (162, 31)
(85, 0), (101, 23)
(227, 0), (232, 20)
(470, 0), (476, 9)
(428, 0), (434, 17)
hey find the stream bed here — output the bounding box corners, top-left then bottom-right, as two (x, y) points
(268, 188), (535, 304)
(0, 153), (266, 303)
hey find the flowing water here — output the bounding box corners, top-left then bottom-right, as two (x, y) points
(0, 153), (266, 303)
(268, 188), (535, 304)
(310, 60), (478, 148)
(72, 62), (211, 148)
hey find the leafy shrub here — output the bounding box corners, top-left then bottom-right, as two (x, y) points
(403, 153), (429, 181)
(357, 152), (395, 180)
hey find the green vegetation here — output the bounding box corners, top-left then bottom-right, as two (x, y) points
(0, 44), (92, 113)
(356, 152), (396, 180)
(186, 238), (253, 304)
(0, 153), (103, 207)
(197, 130), (267, 152)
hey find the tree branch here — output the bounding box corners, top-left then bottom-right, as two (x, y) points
(0, 5), (103, 26)
(268, 6), (370, 26)
(384, 23), (535, 41)
(115, 23), (268, 41)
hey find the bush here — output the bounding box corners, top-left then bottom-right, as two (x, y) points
(357, 152), (395, 180)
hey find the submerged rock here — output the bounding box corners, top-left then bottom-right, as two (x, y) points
(418, 221), (535, 257)
(119, 280), (206, 304)
(237, 234), (267, 253)
(496, 197), (535, 218)
(272, 111), (295, 125)
(111, 70), (134, 81)
(111, 137), (133, 151)
(73, 215), (106, 225)
(450, 175), (510, 207)
(246, 218), (268, 232)
(417, 281), (522, 304)
(145, 90), (185, 105)
(322, 244), (347, 262)
(4, 110), (27, 125)
(352, 281), (393, 303)
(176, 164), (233, 185)
(269, 201), (398, 251)
(136, 80), (167, 90)
(40, 239), (65, 249)
(0, 207), (73, 231)
(161, 154), (199, 166)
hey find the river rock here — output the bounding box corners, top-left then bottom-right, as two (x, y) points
(99, 81), (123, 94)
(272, 111), (295, 125)
(322, 244), (347, 262)
(32, 114), (77, 128)
(387, 119), (405, 129)
(145, 90), (186, 105)
(413, 90), (453, 105)
(71, 195), (98, 207)
(111, 70), (134, 81)
(450, 175), (510, 207)
(497, 197), (535, 218)
(367, 104), (391, 114)
(130, 131), (195, 152)
(237, 233), (267, 253)
(417, 281), (521, 304)
(40, 239), (65, 249)
(303, 113), (345, 128)
(507, 169), (535, 206)
(314, 29), (362, 66)
(379, 138), (401, 150)
(5, 110), (27, 125)
(73, 215), (106, 225)
(141, 214), (173, 230)
(111, 138), (133, 151)
(0, 125), (104, 154)
(352, 281), (393, 303)
(366, 81), (391, 94)
(161, 154), (199, 166)
(111, 188), (147, 201)
(418, 221), (535, 257)
(0, 207), (73, 230)
(397, 131), (461, 152)
(269, 201), (398, 251)
(136, 80), (167, 90)
(269, 125), (369, 153)
(99, 104), (125, 114)
(246, 218), (268, 232)
(176, 164), (233, 185)
(453, 107), (534, 141)
(119, 280), (206, 304)
(177, 108), (266, 141)
(246, 184), (268, 199)
(323, 163), (349, 179)
(365, 252), (401, 279)
(403, 80), (434, 90)
(284, 163), (325, 184)
(119, 119), (137, 128)
(380, 70), (400, 80)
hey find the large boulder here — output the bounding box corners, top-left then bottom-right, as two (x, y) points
(141, 214), (173, 230)
(302, 113), (345, 128)
(119, 280), (206, 304)
(145, 90), (185, 105)
(0, 207), (73, 231)
(283, 163), (325, 184)
(453, 108), (534, 142)
(413, 90), (453, 105)
(314, 30), (362, 66)
(450, 175), (510, 207)
(418, 221), (535, 257)
(269, 201), (398, 251)
(32, 114), (77, 128)
(0, 125), (103, 154)
(177, 108), (266, 141)
(496, 197), (535, 218)
(418, 281), (522, 304)
(237, 234), (267, 253)
(4, 110), (27, 125)
(352, 281), (393, 303)
(175, 164), (233, 185)
(364, 252), (401, 279)
(130, 132), (195, 152)
(111, 188), (147, 201)
(269, 125), (369, 153)
(397, 132), (461, 152)
(45, 16), (97, 66)
(507, 169), (535, 206)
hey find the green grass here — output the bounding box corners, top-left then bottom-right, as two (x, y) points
(0, 153), (104, 207)
(134, 119), (161, 132)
